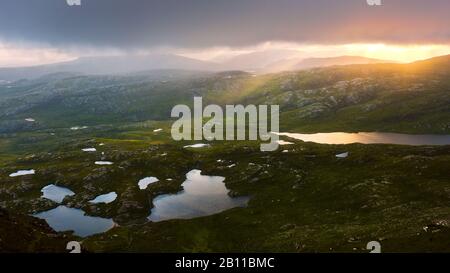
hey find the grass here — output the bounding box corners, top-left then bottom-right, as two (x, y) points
(1, 124), (449, 252)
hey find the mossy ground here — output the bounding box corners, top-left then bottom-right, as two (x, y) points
(1, 124), (449, 252)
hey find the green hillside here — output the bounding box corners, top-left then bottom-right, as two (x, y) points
(1, 56), (449, 134)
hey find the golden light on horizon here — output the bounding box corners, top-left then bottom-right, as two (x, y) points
(340, 43), (450, 63)
(180, 42), (450, 64)
(1, 40), (450, 68)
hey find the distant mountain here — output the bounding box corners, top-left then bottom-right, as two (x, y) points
(0, 54), (220, 81)
(295, 56), (395, 69)
(0, 53), (438, 82)
(219, 49), (302, 71)
(217, 52), (393, 72)
(0, 54), (449, 134)
(264, 55), (395, 72)
(408, 54), (450, 70)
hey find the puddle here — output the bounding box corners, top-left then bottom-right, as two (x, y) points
(138, 177), (159, 190)
(183, 143), (210, 148)
(89, 192), (117, 204)
(9, 169), (35, 177)
(95, 161), (113, 165)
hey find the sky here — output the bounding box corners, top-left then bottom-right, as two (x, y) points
(0, 0), (449, 67)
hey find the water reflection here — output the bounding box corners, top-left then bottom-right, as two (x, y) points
(138, 177), (159, 190)
(34, 206), (115, 237)
(89, 192), (117, 204)
(9, 169), (35, 177)
(276, 132), (450, 145)
(148, 170), (249, 222)
(41, 184), (75, 203)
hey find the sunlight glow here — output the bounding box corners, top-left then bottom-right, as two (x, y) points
(179, 42), (450, 63)
(1, 40), (450, 68)
(337, 43), (450, 63)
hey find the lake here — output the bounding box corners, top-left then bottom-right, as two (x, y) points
(34, 206), (115, 237)
(41, 184), (75, 203)
(275, 132), (450, 146)
(148, 169), (249, 222)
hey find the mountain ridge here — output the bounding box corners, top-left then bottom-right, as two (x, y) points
(0, 54), (221, 81)
(0, 53), (402, 81)
(0, 54), (449, 134)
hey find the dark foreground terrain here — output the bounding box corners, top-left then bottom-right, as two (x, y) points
(0, 207), (75, 252)
(1, 125), (449, 252)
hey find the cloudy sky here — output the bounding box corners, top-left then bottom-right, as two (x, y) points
(0, 0), (449, 66)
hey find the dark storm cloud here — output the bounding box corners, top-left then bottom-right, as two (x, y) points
(0, 0), (449, 49)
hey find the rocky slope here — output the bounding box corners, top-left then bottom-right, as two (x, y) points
(0, 208), (73, 252)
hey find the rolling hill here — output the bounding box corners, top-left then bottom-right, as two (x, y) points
(0, 55), (448, 134)
(263, 55), (395, 72)
(0, 53), (397, 82)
